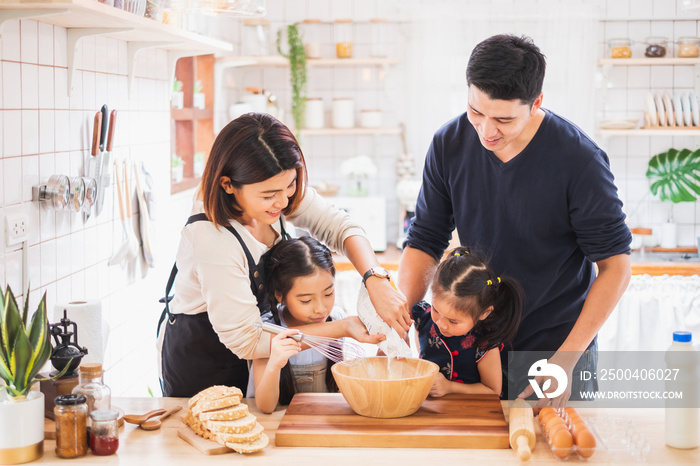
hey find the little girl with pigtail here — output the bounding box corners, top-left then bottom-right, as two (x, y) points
(412, 246), (523, 397)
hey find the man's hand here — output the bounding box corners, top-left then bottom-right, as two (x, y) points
(518, 351), (581, 408)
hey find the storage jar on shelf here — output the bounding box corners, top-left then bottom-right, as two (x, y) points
(677, 37), (700, 58)
(305, 98), (324, 129)
(334, 19), (353, 58)
(644, 36), (668, 57)
(370, 18), (388, 57)
(301, 19), (323, 59)
(243, 18), (270, 56)
(332, 98), (354, 128)
(608, 38), (632, 58)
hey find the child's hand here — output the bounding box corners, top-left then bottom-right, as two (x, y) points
(342, 316), (386, 345)
(429, 372), (452, 397)
(268, 329), (302, 370)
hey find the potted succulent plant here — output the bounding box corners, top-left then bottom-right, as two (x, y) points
(193, 152), (206, 178)
(171, 154), (185, 183)
(172, 79), (184, 109)
(0, 286), (52, 464)
(193, 80), (205, 110)
(646, 147), (700, 248)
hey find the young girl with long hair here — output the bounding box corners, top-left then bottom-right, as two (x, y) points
(250, 236), (354, 413)
(413, 246), (523, 396)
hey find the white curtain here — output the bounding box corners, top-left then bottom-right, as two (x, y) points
(598, 275), (700, 352)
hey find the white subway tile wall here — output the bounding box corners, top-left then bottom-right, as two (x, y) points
(0, 0), (699, 397)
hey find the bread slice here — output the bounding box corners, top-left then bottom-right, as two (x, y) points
(188, 385), (243, 408)
(206, 412), (257, 434)
(215, 422), (264, 445)
(192, 395), (242, 415)
(227, 432), (269, 454)
(199, 403), (249, 422)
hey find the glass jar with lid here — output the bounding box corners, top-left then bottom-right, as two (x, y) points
(370, 18), (388, 57)
(54, 394), (88, 458)
(72, 363), (111, 426)
(608, 38), (632, 58)
(334, 19), (353, 58)
(242, 18), (270, 56)
(644, 36), (668, 57)
(301, 19), (322, 59)
(677, 36), (700, 58)
(89, 409), (120, 456)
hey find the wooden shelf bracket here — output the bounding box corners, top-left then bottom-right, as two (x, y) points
(66, 27), (132, 96)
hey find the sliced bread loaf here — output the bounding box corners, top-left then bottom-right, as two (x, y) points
(206, 412), (257, 434)
(215, 422), (264, 445)
(199, 403), (249, 421)
(227, 432), (269, 454)
(188, 385), (243, 408)
(192, 395), (242, 415)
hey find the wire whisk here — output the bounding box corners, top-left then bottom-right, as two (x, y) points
(255, 321), (366, 366)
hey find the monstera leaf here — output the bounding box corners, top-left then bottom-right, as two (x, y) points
(646, 148), (700, 203)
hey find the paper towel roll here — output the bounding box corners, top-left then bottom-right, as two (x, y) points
(54, 300), (105, 365)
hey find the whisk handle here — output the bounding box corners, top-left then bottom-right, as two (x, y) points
(256, 321), (304, 343)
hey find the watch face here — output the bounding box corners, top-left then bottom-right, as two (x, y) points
(373, 267), (390, 278)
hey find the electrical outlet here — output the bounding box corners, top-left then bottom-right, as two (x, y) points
(5, 212), (29, 246)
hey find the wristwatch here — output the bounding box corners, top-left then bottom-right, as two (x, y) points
(362, 266), (391, 285)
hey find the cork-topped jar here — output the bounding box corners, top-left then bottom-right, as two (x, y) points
(334, 19), (353, 58)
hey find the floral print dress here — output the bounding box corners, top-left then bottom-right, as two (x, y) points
(412, 301), (499, 384)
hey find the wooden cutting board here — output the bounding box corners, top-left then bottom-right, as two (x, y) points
(276, 393), (509, 449)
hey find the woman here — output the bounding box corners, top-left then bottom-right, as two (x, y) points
(158, 113), (410, 397)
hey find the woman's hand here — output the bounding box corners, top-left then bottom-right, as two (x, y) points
(429, 372), (452, 398)
(365, 276), (412, 337)
(341, 316), (386, 345)
(268, 329), (302, 370)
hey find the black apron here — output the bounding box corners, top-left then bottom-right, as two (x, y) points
(158, 213), (289, 397)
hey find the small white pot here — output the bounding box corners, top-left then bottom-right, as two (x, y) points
(193, 160), (205, 177)
(171, 91), (184, 109)
(193, 93), (206, 109)
(0, 391), (45, 464)
(172, 165), (184, 183)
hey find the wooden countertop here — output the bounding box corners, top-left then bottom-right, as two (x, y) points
(334, 246), (700, 276)
(37, 397), (698, 465)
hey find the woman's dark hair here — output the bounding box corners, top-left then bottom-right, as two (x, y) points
(262, 236), (338, 405)
(201, 113), (308, 228)
(432, 246), (523, 351)
(466, 34), (546, 106)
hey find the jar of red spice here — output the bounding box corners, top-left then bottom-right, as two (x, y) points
(89, 409), (120, 456)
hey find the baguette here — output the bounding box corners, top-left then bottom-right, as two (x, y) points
(226, 432), (269, 454)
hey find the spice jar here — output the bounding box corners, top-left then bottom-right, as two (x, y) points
(677, 36), (700, 58)
(54, 394), (88, 458)
(72, 363), (111, 426)
(334, 19), (353, 58)
(301, 19), (322, 59)
(89, 409), (120, 456)
(305, 97), (324, 129)
(608, 38), (632, 58)
(243, 18), (270, 56)
(332, 98), (354, 128)
(644, 36), (668, 57)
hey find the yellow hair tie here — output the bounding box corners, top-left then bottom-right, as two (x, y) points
(453, 251), (469, 257)
(486, 277), (501, 286)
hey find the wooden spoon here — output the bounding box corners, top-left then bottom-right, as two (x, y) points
(139, 406), (182, 431)
(123, 408), (166, 425)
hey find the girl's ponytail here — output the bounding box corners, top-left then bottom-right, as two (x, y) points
(476, 275), (523, 350)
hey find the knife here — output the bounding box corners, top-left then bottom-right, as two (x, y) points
(96, 109), (116, 217)
(83, 111), (102, 222)
(94, 105), (110, 216)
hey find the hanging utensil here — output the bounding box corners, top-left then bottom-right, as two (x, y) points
(94, 105), (109, 216)
(133, 160), (155, 268)
(96, 109), (116, 218)
(108, 159), (139, 266)
(255, 321), (366, 366)
(83, 111), (102, 223)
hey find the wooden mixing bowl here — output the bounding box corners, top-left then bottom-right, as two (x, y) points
(331, 357), (439, 418)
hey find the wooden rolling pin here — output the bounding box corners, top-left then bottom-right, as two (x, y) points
(509, 398), (536, 461)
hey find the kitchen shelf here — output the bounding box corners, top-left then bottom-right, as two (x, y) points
(171, 107), (213, 121)
(299, 127), (401, 136)
(598, 127), (700, 136)
(598, 58), (700, 66)
(215, 55), (400, 69)
(0, 0), (232, 95)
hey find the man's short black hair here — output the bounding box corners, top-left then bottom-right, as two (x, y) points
(466, 34), (546, 106)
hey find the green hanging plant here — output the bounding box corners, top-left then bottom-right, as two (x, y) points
(277, 23), (307, 133)
(0, 286), (52, 399)
(646, 147), (700, 203)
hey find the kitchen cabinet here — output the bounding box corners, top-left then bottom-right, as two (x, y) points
(0, 0), (231, 97)
(597, 57), (700, 136)
(171, 54), (215, 193)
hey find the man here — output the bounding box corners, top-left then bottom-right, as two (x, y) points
(399, 34), (631, 406)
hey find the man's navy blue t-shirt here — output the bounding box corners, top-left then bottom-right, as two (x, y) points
(405, 109), (631, 355)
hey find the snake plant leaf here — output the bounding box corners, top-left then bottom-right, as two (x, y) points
(1, 287), (21, 365)
(646, 147), (700, 203)
(24, 294), (51, 388)
(10, 328), (32, 396)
